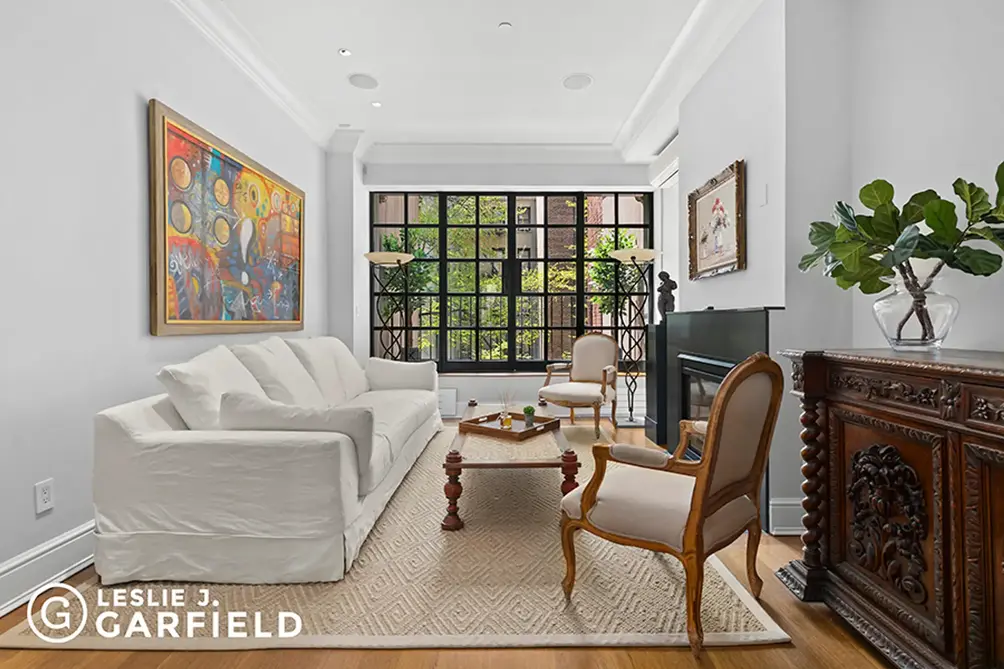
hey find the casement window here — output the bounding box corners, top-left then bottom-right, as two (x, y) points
(370, 192), (653, 372)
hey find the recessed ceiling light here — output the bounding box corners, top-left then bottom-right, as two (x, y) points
(498, 21), (513, 30)
(348, 73), (379, 89)
(563, 73), (593, 90)
(338, 48), (351, 56)
(338, 123), (351, 128)
(371, 101), (382, 108)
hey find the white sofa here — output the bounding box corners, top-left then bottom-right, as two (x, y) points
(93, 336), (442, 585)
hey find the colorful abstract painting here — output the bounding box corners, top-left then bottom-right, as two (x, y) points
(149, 100), (304, 335)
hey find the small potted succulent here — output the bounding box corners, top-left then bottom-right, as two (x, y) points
(523, 405), (536, 427)
(800, 162), (1004, 350)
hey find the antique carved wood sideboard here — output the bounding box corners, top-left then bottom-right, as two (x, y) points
(778, 349), (1004, 669)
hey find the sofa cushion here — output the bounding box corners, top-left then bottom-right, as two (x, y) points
(343, 389), (438, 460)
(286, 337), (369, 404)
(156, 346), (266, 430)
(231, 337), (326, 407)
(328, 338), (369, 400)
(539, 381), (606, 404)
(218, 392), (385, 494)
(561, 467), (757, 552)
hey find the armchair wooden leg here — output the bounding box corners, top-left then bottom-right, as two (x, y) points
(560, 515), (579, 601)
(593, 404), (601, 438)
(746, 521), (763, 599)
(683, 553), (705, 657)
(611, 399), (618, 428)
(569, 407), (575, 424)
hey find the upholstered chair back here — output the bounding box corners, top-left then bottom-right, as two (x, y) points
(699, 353), (784, 502)
(570, 333), (619, 383)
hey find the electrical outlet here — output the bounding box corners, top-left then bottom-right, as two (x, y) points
(35, 478), (54, 514)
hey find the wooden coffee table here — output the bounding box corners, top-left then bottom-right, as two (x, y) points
(441, 401), (581, 531)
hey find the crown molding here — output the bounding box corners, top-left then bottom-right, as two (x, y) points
(615, 0), (764, 163)
(169, 0), (330, 146)
(363, 142), (633, 166)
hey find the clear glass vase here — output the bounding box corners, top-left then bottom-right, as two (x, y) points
(871, 276), (959, 351)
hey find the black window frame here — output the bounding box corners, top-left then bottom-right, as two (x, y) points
(370, 191), (653, 373)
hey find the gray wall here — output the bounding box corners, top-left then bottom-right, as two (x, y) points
(848, 0), (1004, 350)
(676, 0), (787, 312)
(0, 0), (328, 567)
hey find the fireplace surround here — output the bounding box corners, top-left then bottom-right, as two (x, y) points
(645, 307), (779, 530)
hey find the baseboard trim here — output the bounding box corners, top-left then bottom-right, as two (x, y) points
(0, 521), (95, 618)
(768, 498), (803, 536)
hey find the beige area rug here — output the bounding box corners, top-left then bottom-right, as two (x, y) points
(0, 425), (788, 650)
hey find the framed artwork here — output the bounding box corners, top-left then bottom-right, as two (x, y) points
(148, 99), (305, 335)
(688, 159), (746, 281)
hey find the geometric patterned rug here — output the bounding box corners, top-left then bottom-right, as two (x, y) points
(0, 426), (788, 649)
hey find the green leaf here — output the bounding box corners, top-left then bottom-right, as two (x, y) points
(953, 246), (1003, 276)
(902, 190), (939, 224)
(859, 180), (895, 210)
(834, 201), (857, 231)
(854, 215), (877, 240)
(834, 257), (894, 292)
(823, 252), (842, 276)
(953, 178), (992, 222)
(834, 225), (855, 242)
(808, 221), (837, 249)
(996, 161), (1004, 207)
(859, 275), (892, 294)
(992, 203), (1004, 222)
(923, 199), (961, 245)
(969, 226), (1004, 252)
(829, 241), (869, 273)
(880, 224), (920, 268)
(915, 234), (954, 262)
(798, 248), (827, 272)
(872, 203), (901, 240)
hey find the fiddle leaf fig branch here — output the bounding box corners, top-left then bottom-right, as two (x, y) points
(800, 161), (1004, 342)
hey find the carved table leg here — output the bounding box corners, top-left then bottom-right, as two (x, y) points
(560, 450), (579, 496)
(442, 450), (464, 531)
(776, 395), (829, 601)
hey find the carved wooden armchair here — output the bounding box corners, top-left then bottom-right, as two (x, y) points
(559, 352), (784, 656)
(538, 332), (619, 438)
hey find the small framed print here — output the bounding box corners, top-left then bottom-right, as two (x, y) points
(688, 159), (746, 281)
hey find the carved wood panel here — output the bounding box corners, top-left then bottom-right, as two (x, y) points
(961, 440), (1004, 668)
(828, 366), (941, 416)
(963, 384), (1004, 438)
(829, 406), (947, 652)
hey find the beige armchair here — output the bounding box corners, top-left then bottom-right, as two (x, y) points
(538, 332), (619, 438)
(559, 352), (784, 656)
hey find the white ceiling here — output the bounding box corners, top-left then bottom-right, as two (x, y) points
(213, 0), (701, 147)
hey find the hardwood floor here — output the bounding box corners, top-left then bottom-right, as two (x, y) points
(0, 419), (887, 669)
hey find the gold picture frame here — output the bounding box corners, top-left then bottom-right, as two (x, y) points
(688, 159), (746, 281)
(149, 99), (305, 335)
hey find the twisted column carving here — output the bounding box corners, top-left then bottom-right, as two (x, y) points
(799, 397), (826, 568)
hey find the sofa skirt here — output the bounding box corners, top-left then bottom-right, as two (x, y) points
(95, 531), (345, 585)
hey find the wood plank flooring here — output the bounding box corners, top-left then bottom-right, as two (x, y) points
(0, 419), (888, 669)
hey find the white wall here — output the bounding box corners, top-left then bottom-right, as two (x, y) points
(656, 173), (682, 302)
(769, 0), (856, 532)
(675, 0), (786, 311)
(849, 0), (1004, 350)
(327, 136), (362, 347)
(0, 0), (327, 581)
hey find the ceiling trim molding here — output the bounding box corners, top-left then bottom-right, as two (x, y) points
(169, 0), (329, 145)
(363, 142), (632, 166)
(614, 0), (765, 163)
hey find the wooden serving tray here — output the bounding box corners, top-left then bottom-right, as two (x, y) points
(458, 411), (561, 442)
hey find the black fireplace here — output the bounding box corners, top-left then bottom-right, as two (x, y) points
(679, 353), (733, 459)
(645, 307), (780, 531)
